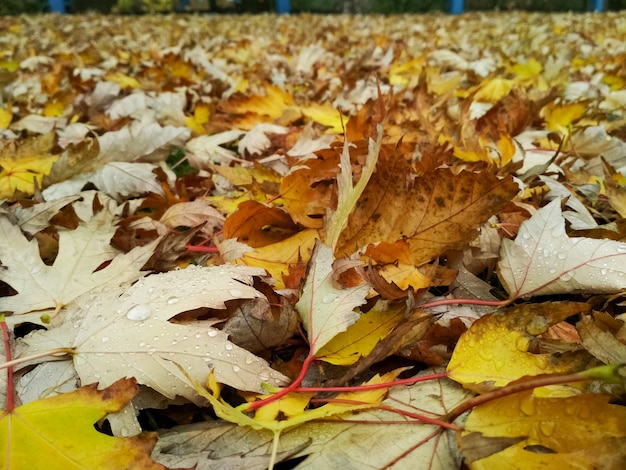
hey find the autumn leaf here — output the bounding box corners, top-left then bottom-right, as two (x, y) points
(498, 199), (626, 299)
(16, 265), (288, 401)
(459, 390), (626, 469)
(296, 241), (369, 355)
(0, 378), (165, 470)
(336, 164), (518, 264)
(0, 132), (58, 199)
(447, 302), (594, 392)
(0, 209), (159, 315)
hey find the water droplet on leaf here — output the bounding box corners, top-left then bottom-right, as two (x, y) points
(126, 304), (152, 321)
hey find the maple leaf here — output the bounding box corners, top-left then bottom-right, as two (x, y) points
(17, 265), (288, 401)
(0, 132), (58, 199)
(295, 241), (369, 355)
(0, 378), (165, 470)
(336, 164), (518, 264)
(498, 199), (626, 299)
(0, 210), (158, 315)
(153, 370), (471, 470)
(459, 390), (626, 469)
(447, 302), (594, 393)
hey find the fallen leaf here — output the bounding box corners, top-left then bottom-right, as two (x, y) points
(447, 302), (593, 393)
(498, 199), (626, 299)
(296, 241), (369, 355)
(336, 165), (518, 264)
(0, 378), (165, 470)
(460, 390), (626, 469)
(0, 209), (158, 315)
(17, 265), (288, 401)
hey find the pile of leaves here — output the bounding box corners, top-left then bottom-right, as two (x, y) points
(2, 11), (626, 469)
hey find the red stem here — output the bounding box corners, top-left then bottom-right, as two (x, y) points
(295, 371), (449, 393)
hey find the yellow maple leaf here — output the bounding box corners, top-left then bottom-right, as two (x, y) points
(0, 132), (58, 199)
(0, 378), (164, 470)
(316, 303), (405, 365)
(447, 302), (593, 393)
(473, 78), (515, 103)
(0, 106), (12, 129)
(105, 71), (141, 89)
(235, 229), (318, 289)
(300, 102), (348, 134)
(460, 390), (626, 469)
(541, 101), (586, 134)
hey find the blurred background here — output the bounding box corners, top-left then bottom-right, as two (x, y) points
(1, 0), (623, 16)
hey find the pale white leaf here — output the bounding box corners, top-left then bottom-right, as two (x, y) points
(287, 123), (335, 157)
(296, 241), (369, 354)
(0, 210), (158, 314)
(11, 114), (67, 134)
(219, 237), (255, 262)
(185, 130), (246, 166)
(161, 200), (225, 235)
(238, 123), (287, 156)
(17, 265), (288, 402)
(539, 175), (598, 230)
(16, 360), (78, 404)
(97, 119), (190, 163)
(90, 162), (165, 199)
(13, 195), (80, 235)
(498, 199), (626, 298)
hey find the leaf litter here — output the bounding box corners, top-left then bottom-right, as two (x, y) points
(1, 10), (626, 470)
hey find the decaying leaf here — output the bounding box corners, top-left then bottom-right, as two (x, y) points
(336, 165), (518, 264)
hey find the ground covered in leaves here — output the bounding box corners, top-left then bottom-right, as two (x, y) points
(2, 11), (626, 470)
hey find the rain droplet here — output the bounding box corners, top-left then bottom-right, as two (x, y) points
(101, 337), (110, 343)
(601, 268), (608, 275)
(539, 421), (556, 437)
(232, 365), (241, 373)
(557, 251), (567, 260)
(560, 271), (575, 282)
(245, 356), (254, 365)
(229, 288), (243, 297)
(139, 341), (146, 347)
(126, 304), (152, 321)
(521, 231), (531, 240)
(166, 296), (179, 305)
(519, 394), (535, 416)
(224, 342), (233, 351)
(617, 245), (626, 253)
(322, 293), (339, 304)
(207, 330), (218, 337)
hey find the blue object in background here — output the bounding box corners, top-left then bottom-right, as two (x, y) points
(276, 0), (290, 14)
(590, 0), (604, 11)
(48, 0), (67, 13)
(449, 0), (463, 14)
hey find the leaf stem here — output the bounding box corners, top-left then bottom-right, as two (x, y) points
(0, 348), (73, 371)
(443, 369), (593, 423)
(417, 297), (508, 310)
(1, 317), (14, 412)
(295, 371), (449, 393)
